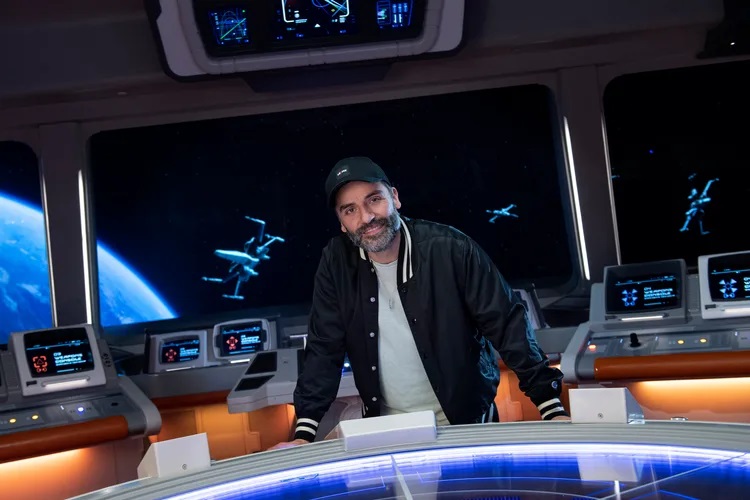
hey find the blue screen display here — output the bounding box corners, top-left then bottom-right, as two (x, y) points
(165, 443), (750, 499)
(219, 322), (267, 356)
(273, 0), (357, 41)
(376, 1), (414, 30)
(208, 7), (250, 48)
(606, 273), (680, 313)
(707, 253), (750, 302)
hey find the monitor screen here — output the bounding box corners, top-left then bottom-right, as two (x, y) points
(206, 5), (251, 50)
(23, 326), (96, 378)
(604, 260), (685, 318)
(706, 252), (750, 302)
(272, 0), (359, 42)
(193, 0), (426, 57)
(145, 329), (209, 372)
(606, 273), (680, 314)
(161, 336), (201, 364)
(217, 320), (268, 357)
(9, 325), (108, 396)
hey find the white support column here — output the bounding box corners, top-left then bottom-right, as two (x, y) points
(558, 66), (619, 284)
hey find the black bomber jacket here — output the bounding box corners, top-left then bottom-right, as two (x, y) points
(293, 217), (567, 441)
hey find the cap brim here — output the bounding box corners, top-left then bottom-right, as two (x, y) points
(328, 176), (390, 207)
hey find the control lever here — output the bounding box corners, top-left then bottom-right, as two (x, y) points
(629, 332), (641, 348)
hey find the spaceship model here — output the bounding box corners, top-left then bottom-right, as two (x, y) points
(679, 176), (719, 235)
(487, 204), (519, 223)
(202, 216), (285, 300)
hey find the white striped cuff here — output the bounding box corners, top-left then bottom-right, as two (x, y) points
(294, 418), (319, 441)
(537, 398), (567, 420)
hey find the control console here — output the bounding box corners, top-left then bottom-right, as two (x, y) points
(0, 325), (160, 442)
(562, 256), (750, 383)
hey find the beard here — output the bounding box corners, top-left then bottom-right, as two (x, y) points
(346, 211), (401, 253)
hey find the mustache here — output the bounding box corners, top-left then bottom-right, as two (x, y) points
(357, 219), (387, 236)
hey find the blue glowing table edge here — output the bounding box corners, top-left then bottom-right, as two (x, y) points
(70, 420), (750, 500)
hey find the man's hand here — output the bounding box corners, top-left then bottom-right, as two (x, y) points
(267, 438), (311, 451)
(550, 415), (571, 421)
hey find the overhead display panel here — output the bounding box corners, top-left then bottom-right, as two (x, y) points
(145, 0), (465, 79)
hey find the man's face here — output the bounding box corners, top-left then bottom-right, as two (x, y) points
(335, 181), (402, 253)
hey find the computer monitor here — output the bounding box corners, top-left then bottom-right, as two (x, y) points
(147, 0), (465, 79)
(212, 318), (273, 363)
(9, 324), (107, 397)
(603, 259), (687, 322)
(145, 330), (208, 373)
(698, 250), (750, 319)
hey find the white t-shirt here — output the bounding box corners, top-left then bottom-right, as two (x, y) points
(373, 260), (449, 426)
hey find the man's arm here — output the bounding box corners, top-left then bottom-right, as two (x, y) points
(459, 238), (568, 420)
(292, 251), (348, 441)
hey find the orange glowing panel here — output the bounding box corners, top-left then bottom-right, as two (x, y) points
(624, 377), (750, 424)
(594, 351), (750, 381)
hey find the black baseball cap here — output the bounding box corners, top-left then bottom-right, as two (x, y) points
(325, 157), (391, 208)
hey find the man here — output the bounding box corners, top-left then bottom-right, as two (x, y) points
(273, 156), (569, 449)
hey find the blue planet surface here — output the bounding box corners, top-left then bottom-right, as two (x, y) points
(0, 193), (175, 344)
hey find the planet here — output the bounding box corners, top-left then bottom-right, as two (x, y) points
(97, 243), (177, 329)
(0, 192), (175, 344)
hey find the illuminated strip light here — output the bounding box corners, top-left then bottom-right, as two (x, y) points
(230, 358), (251, 364)
(0, 449), (84, 472)
(620, 314), (666, 322)
(40, 174), (58, 325)
(601, 114), (622, 262)
(165, 366), (194, 372)
(563, 117), (590, 281)
(78, 170), (93, 324)
(719, 306), (750, 315)
(42, 378), (89, 390)
(636, 376), (750, 389)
